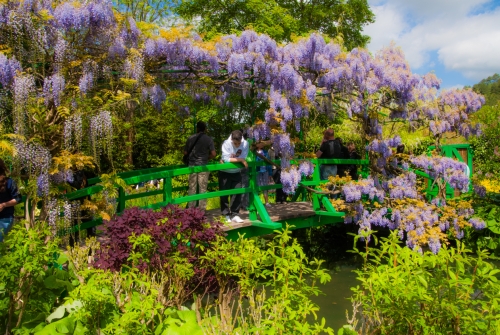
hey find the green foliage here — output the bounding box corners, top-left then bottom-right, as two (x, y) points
(472, 73), (500, 106)
(0, 223), (205, 334)
(470, 199), (500, 254)
(132, 99), (189, 169)
(349, 231), (500, 334)
(130, 90), (256, 171)
(174, 0), (374, 48)
(0, 223), (74, 334)
(113, 0), (174, 22)
(0, 215), (348, 334)
(200, 225), (334, 334)
(467, 104), (500, 255)
(470, 104), (500, 177)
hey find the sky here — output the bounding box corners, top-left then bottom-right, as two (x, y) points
(363, 0), (500, 89)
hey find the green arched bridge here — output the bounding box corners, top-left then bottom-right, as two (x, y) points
(62, 144), (473, 240)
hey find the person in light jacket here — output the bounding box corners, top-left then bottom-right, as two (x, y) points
(219, 130), (248, 223)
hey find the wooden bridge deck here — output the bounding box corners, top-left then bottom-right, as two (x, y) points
(205, 201), (317, 231)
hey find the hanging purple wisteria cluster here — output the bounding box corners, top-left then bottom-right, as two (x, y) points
(89, 110), (113, 161)
(64, 114), (83, 151)
(410, 156), (470, 193)
(14, 140), (51, 196)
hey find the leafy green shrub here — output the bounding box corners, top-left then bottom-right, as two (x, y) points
(463, 193), (500, 256)
(349, 231), (500, 334)
(0, 223), (75, 334)
(199, 225), (335, 334)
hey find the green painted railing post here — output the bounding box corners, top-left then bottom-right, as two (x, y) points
(163, 176), (172, 204)
(252, 193), (275, 227)
(468, 145), (473, 179)
(117, 187), (126, 213)
(301, 186), (307, 202)
(312, 158), (321, 210)
(247, 141), (258, 221)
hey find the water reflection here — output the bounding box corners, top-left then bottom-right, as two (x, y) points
(309, 265), (358, 331)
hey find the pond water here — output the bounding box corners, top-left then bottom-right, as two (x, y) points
(309, 265), (358, 331)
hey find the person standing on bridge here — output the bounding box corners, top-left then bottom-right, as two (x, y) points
(316, 129), (343, 180)
(184, 121), (216, 210)
(219, 130), (248, 223)
(0, 159), (21, 243)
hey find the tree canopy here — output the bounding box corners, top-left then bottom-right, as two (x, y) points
(112, 0), (176, 22)
(174, 0), (375, 49)
(473, 73), (500, 106)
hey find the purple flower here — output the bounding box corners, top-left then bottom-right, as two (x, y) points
(90, 111), (113, 160)
(37, 173), (50, 197)
(54, 2), (90, 30)
(14, 141), (51, 176)
(473, 184), (486, 197)
(0, 54), (22, 87)
(428, 237), (441, 254)
(469, 217), (486, 230)
(143, 85), (166, 112)
(43, 73), (65, 107)
(298, 161), (314, 177)
(343, 184), (362, 202)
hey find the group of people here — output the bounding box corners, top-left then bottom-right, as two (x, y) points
(184, 123), (362, 224)
(315, 128), (361, 180)
(184, 123), (255, 224)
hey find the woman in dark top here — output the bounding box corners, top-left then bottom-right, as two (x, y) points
(0, 159), (21, 242)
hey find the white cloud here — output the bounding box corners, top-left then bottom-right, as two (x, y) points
(364, 0), (500, 81)
(364, 4), (408, 52)
(385, 0), (489, 19)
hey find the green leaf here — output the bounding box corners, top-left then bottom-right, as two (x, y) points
(35, 316), (76, 335)
(161, 310), (203, 335)
(337, 325), (357, 335)
(21, 312), (47, 330)
(448, 270), (457, 281)
(487, 220), (500, 234)
(417, 275), (428, 288)
(64, 300), (83, 314)
(56, 253), (68, 264)
(46, 305), (66, 323)
(56, 323), (69, 334)
(73, 321), (87, 335)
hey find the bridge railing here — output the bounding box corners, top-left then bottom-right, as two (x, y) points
(59, 143), (474, 236)
(62, 155), (370, 235)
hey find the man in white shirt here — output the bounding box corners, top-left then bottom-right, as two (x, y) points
(219, 130), (249, 223)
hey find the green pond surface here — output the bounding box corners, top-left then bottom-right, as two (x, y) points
(309, 265), (358, 331)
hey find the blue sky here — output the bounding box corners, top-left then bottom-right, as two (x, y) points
(364, 0), (500, 88)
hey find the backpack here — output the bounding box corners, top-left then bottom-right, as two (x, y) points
(326, 139), (343, 159)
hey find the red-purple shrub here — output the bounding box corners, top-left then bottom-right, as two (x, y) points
(94, 205), (224, 271)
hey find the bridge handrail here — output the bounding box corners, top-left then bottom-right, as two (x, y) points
(65, 158), (369, 201)
(85, 159), (369, 186)
(58, 157), (369, 235)
(57, 144), (473, 236)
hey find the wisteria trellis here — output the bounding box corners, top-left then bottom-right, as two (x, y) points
(0, 0), (486, 251)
